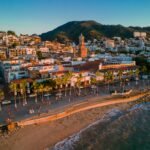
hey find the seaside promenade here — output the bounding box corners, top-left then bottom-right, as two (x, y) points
(17, 90), (150, 126)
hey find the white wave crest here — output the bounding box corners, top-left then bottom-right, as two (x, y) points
(52, 109), (122, 150)
(129, 102), (150, 111)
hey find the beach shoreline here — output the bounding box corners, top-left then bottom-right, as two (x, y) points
(0, 90), (149, 150)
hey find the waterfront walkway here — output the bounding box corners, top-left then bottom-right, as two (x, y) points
(17, 90), (150, 126)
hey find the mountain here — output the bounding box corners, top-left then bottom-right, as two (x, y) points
(40, 20), (150, 43)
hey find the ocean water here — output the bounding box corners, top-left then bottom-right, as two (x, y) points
(53, 102), (150, 150)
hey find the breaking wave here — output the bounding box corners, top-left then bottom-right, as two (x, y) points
(52, 101), (150, 150)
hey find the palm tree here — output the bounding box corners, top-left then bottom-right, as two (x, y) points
(44, 85), (52, 99)
(95, 70), (101, 78)
(118, 70), (126, 92)
(109, 71), (114, 82)
(105, 71), (112, 91)
(32, 81), (39, 103)
(104, 72), (108, 83)
(91, 77), (97, 94)
(135, 68), (140, 77)
(109, 71), (114, 91)
(104, 71), (110, 83)
(128, 70), (134, 79)
(48, 79), (56, 89)
(117, 70), (123, 89)
(38, 83), (45, 102)
(110, 71), (115, 92)
(141, 66), (147, 75)
(66, 71), (74, 96)
(118, 70), (123, 82)
(103, 71), (108, 92)
(76, 73), (82, 96)
(9, 82), (18, 108)
(54, 77), (63, 100)
(62, 74), (69, 97)
(126, 70), (133, 86)
(135, 68), (140, 86)
(20, 80), (27, 106)
(95, 70), (101, 86)
(55, 77), (63, 90)
(107, 71), (114, 83)
(92, 71), (102, 95)
(0, 89), (4, 111)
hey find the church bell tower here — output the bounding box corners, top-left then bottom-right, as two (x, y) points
(79, 33), (87, 58)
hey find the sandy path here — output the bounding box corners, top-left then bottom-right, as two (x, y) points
(0, 92), (149, 150)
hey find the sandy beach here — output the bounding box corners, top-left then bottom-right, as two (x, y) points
(0, 91), (149, 150)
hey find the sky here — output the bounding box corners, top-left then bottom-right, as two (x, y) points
(0, 0), (150, 35)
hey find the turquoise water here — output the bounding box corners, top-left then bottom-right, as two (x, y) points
(53, 102), (150, 150)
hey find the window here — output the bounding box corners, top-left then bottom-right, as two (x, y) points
(18, 72), (25, 75)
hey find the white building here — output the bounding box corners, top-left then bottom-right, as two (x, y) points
(134, 32), (147, 38)
(5, 70), (28, 83)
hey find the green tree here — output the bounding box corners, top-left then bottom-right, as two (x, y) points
(109, 71), (114, 82)
(9, 82), (18, 108)
(104, 72), (108, 83)
(117, 70), (124, 91)
(134, 57), (150, 74)
(55, 77), (64, 100)
(20, 80), (27, 106)
(141, 66), (147, 74)
(11, 42), (19, 48)
(48, 79), (56, 88)
(118, 70), (123, 82)
(91, 77), (97, 85)
(55, 77), (61, 88)
(44, 85), (52, 94)
(44, 85), (52, 100)
(38, 83), (45, 102)
(62, 74), (69, 97)
(105, 71), (114, 91)
(7, 30), (16, 36)
(0, 89), (4, 111)
(66, 71), (74, 96)
(76, 74), (83, 96)
(36, 51), (43, 60)
(128, 70), (134, 79)
(91, 77), (97, 94)
(32, 81), (39, 103)
(95, 70), (101, 77)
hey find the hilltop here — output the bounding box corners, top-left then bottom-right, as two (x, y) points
(40, 20), (150, 43)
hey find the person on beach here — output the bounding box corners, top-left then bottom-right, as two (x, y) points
(38, 105), (41, 116)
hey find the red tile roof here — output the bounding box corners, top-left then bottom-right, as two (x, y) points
(11, 78), (33, 84)
(74, 60), (102, 72)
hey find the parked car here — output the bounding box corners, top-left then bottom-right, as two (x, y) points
(44, 94), (51, 97)
(2, 100), (11, 105)
(29, 94), (36, 98)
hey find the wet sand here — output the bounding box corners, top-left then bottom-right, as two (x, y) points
(0, 92), (149, 150)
